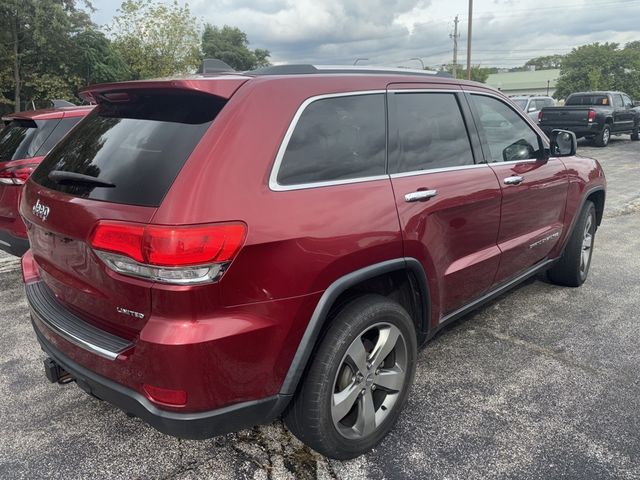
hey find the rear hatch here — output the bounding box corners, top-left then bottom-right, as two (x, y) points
(21, 85), (239, 338)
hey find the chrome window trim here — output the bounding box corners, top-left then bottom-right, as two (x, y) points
(486, 158), (539, 166)
(388, 88), (461, 94)
(389, 163), (488, 179)
(269, 90), (387, 192)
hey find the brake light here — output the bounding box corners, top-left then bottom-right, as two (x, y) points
(537, 110), (543, 122)
(89, 221), (247, 284)
(588, 110), (596, 122)
(0, 164), (38, 185)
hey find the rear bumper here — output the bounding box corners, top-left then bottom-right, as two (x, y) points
(32, 320), (289, 439)
(541, 123), (602, 138)
(0, 228), (29, 256)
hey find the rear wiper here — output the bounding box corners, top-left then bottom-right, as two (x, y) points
(48, 171), (115, 188)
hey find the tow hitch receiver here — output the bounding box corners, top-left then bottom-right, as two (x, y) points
(43, 357), (72, 384)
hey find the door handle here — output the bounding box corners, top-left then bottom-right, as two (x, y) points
(503, 175), (524, 185)
(404, 189), (438, 202)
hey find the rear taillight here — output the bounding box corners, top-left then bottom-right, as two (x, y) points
(537, 110), (543, 122)
(89, 221), (247, 285)
(0, 164), (38, 185)
(588, 110), (596, 122)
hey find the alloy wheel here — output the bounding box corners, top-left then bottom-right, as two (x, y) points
(580, 213), (594, 275)
(331, 322), (408, 439)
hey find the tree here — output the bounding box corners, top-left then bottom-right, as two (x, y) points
(554, 42), (640, 100)
(0, 0), (94, 111)
(524, 54), (565, 70)
(441, 64), (494, 83)
(108, 0), (201, 79)
(72, 29), (130, 86)
(201, 25), (270, 71)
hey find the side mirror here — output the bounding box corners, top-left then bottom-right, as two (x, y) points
(549, 129), (577, 157)
(528, 106), (537, 113)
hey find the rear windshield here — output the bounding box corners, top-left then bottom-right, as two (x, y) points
(32, 90), (225, 207)
(565, 95), (609, 106)
(0, 119), (60, 162)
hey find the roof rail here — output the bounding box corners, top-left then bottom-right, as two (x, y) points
(247, 64), (454, 78)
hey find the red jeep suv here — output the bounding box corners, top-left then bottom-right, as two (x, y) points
(20, 65), (606, 459)
(0, 105), (92, 256)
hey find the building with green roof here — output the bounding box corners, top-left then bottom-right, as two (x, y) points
(486, 69), (560, 98)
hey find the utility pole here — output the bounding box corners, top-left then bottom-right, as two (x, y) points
(466, 0), (473, 80)
(450, 15), (460, 78)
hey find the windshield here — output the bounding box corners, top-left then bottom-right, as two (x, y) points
(32, 90), (226, 207)
(512, 99), (528, 110)
(566, 95), (609, 106)
(0, 119), (60, 162)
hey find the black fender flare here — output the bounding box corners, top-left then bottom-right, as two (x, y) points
(278, 257), (430, 396)
(559, 186), (606, 257)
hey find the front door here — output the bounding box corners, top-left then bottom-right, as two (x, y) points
(387, 85), (502, 319)
(466, 92), (569, 285)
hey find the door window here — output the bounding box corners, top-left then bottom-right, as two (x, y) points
(622, 94), (634, 108)
(389, 92), (474, 173)
(470, 94), (542, 163)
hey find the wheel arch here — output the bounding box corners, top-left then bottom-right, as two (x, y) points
(279, 258), (430, 396)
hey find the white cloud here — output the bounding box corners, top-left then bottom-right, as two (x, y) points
(93, 0), (640, 68)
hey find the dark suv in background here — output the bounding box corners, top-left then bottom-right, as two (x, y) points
(0, 105), (91, 255)
(20, 65), (605, 459)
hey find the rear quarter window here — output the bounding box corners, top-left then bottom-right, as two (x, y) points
(275, 93), (386, 187)
(31, 91), (225, 207)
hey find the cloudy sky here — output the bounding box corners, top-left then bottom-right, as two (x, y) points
(90, 0), (640, 69)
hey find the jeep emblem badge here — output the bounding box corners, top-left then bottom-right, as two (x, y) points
(32, 199), (50, 222)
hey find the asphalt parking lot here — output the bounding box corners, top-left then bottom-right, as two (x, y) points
(1, 136), (639, 480)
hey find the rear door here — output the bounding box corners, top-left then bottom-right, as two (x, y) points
(466, 91), (568, 284)
(22, 89), (227, 338)
(611, 94), (630, 132)
(387, 84), (502, 318)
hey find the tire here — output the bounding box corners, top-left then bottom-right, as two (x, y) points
(594, 124), (610, 147)
(594, 123), (611, 147)
(284, 294), (417, 460)
(631, 126), (639, 141)
(548, 201), (596, 287)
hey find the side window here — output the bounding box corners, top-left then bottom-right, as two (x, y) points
(276, 94), (386, 186)
(470, 94), (542, 163)
(613, 94), (624, 108)
(622, 94), (633, 108)
(389, 92), (474, 173)
(34, 117), (82, 156)
(545, 98), (556, 108)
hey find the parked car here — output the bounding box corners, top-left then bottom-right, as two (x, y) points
(20, 65), (606, 460)
(0, 105), (92, 256)
(539, 91), (640, 146)
(510, 95), (555, 122)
